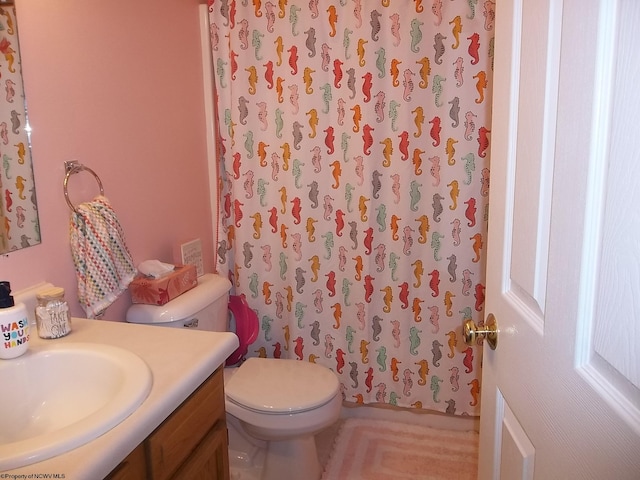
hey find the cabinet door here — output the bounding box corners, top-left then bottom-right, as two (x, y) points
(148, 369), (225, 480)
(172, 421), (230, 480)
(105, 444), (147, 480)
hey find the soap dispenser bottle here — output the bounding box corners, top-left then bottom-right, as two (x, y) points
(0, 281), (30, 359)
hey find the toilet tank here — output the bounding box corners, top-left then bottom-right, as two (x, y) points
(126, 273), (232, 331)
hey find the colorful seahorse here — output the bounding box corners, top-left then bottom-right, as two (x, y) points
(481, 168), (490, 196)
(302, 68), (315, 96)
(304, 27), (316, 57)
(474, 70), (488, 103)
(432, 75), (446, 107)
(430, 375), (443, 403)
(409, 327), (422, 355)
(389, 100), (400, 132)
(320, 83), (332, 114)
(216, 59), (228, 88)
(431, 232), (444, 262)
(412, 106), (424, 137)
(289, 4), (302, 35)
(450, 15), (462, 48)
(362, 124), (374, 155)
(468, 33), (480, 65)
(416, 214), (430, 244)
(468, 378), (480, 406)
(445, 137), (458, 166)
(252, 29), (264, 61)
(341, 131), (351, 161)
(428, 269), (440, 298)
(428, 155), (440, 185)
(467, 0), (478, 19)
(375, 48), (386, 79)
(414, 360), (428, 385)
(343, 27), (353, 59)
(403, 69), (415, 102)
(372, 315), (383, 341)
(471, 233), (483, 263)
(429, 116), (441, 147)
(390, 13), (401, 46)
(357, 38), (368, 67)
(478, 126), (491, 157)
(412, 259), (424, 288)
(323, 231), (335, 260)
(391, 357), (401, 381)
(327, 5), (338, 37)
(432, 0), (443, 26)
(261, 315), (273, 341)
(346, 68), (357, 99)
(447, 254), (458, 282)
(464, 110), (477, 140)
(389, 253), (400, 283)
(370, 9), (382, 41)
(446, 330), (457, 358)
(410, 18), (424, 53)
(349, 362), (358, 388)
(465, 197), (477, 227)
(448, 180), (460, 209)
(462, 347), (473, 373)
(434, 32), (446, 64)
(444, 290), (455, 317)
(359, 340), (370, 365)
(475, 283), (486, 311)
(402, 369), (413, 397)
(449, 96), (460, 127)
(416, 56), (431, 89)
(365, 368), (374, 393)
(462, 153), (476, 185)
(453, 56), (464, 86)
(410, 180), (422, 211)
(428, 305), (440, 333)
(287, 45), (299, 74)
(376, 346), (387, 372)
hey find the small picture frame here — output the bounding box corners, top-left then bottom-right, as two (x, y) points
(179, 238), (204, 277)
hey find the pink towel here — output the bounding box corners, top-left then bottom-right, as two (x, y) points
(69, 195), (136, 318)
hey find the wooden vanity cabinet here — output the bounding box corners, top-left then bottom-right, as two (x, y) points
(107, 366), (229, 480)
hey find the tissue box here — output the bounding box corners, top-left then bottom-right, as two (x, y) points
(129, 264), (198, 305)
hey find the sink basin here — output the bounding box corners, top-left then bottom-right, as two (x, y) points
(0, 342), (152, 470)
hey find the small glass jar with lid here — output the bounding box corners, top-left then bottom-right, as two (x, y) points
(35, 286), (72, 339)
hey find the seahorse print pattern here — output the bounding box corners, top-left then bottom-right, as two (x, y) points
(210, 0), (492, 417)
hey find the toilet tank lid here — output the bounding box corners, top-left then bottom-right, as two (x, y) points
(126, 273), (232, 324)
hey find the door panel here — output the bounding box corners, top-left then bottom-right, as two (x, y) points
(510, 0), (556, 319)
(480, 0), (640, 478)
(575, 0), (640, 435)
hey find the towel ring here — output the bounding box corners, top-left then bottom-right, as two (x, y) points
(63, 160), (105, 213)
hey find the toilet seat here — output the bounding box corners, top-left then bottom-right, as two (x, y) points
(225, 357), (339, 414)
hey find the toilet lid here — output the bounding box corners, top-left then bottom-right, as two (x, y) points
(225, 357), (339, 414)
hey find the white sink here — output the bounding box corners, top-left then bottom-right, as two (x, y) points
(0, 342), (152, 470)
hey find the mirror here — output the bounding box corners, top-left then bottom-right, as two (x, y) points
(0, 0), (40, 253)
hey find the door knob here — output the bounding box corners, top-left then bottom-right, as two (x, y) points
(463, 313), (498, 350)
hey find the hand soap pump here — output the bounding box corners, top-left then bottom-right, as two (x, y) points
(0, 281), (30, 359)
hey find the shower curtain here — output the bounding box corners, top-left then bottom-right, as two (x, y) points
(209, 0), (494, 416)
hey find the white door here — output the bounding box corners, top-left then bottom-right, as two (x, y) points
(478, 0), (640, 478)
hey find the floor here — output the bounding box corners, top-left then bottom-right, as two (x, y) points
(229, 407), (477, 480)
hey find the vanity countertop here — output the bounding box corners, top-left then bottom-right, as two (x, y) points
(2, 317), (239, 479)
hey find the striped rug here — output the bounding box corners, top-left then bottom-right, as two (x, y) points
(321, 418), (479, 480)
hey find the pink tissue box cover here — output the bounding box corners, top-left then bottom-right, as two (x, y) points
(129, 264), (197, 305)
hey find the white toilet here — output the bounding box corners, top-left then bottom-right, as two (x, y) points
(126, 273), (341, 480)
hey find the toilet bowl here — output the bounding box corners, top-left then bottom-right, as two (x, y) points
(225, 357), (341, 479)
(126, 273), (341, 480)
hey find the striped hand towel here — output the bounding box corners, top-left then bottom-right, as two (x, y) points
(69, 195), (136, 318)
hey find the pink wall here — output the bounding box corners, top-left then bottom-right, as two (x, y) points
(0, 0), (214, 321)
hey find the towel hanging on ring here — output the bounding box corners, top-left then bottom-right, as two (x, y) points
(69, 195), (136, 318)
